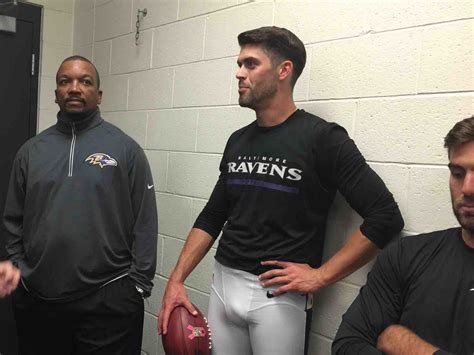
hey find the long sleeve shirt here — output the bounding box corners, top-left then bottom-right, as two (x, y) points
(332, 228), (474, 355)
(194, 109), (404, 275)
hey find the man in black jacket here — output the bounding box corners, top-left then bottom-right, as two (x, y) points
(332, 117), (474, 355)
(3, 56), (158, 354)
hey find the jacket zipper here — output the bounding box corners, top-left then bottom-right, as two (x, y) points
(68, 123), (76, 177)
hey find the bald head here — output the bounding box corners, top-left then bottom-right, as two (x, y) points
(56, 55), (100, 89)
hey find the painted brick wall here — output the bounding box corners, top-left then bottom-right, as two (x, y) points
(35, 0), (473, 354)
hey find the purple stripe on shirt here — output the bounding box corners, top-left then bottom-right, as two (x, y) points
(226, 179), (299, 194)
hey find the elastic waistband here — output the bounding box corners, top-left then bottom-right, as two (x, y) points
(214, 260), (259, 283)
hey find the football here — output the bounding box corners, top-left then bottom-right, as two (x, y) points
(162, 304), (212, 355)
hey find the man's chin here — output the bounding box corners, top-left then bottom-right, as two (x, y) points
(64, 108), (85, 114)
(238, 98), (253, 109)
(455, 213), (474, 231)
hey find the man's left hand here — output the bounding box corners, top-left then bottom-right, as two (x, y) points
(259, 260), (326, 296)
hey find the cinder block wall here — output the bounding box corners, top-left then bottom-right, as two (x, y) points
(33, 0), (471, 354)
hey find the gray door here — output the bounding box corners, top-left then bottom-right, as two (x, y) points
(0, 2), (41, 354)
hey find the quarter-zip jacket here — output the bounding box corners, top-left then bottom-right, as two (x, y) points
(3, 109), (158, 301)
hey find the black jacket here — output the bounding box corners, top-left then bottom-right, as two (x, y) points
(3, 109), (158, 301)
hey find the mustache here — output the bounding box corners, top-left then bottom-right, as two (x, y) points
(455, 196), (474, 207)
(66, 96), (85, 102)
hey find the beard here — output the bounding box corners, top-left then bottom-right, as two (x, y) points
(238, 80), (278, 109)
(452, 196), (474, 233)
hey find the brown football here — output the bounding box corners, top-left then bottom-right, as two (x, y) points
(162, 304), (212, 355)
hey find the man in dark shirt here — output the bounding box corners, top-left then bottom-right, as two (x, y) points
(332, 116), (474, 355)
(3, 56), (158, 354)
(158, 27), (404, 355)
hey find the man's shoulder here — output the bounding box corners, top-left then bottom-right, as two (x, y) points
(293, 110), (351, 142)
(15, 125), (59, 156)
(295, 109), (339, 127)
(400, 228), (458, 248)
(382, 228), (460, 264)
(373, 228), (460, 282)
(31, 125), (59, 141)
(228, 110), (337, 136)
(99, 120), (141, 152)
(225, 119), (258, 146)
(295, 109), (326, 123)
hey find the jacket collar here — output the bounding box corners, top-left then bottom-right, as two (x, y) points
(55, 109), (103, 135)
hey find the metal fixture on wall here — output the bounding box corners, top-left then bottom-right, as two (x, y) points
(0, 0), (18, 13)
(135, 8), (147, 45)
(0, 0), (18, 7)
(0, 14), (15, 33)
(0, 0), (18, 33)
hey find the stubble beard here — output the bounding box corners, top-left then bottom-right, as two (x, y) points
(238, 81), (278, 110)
(452, 197), (474, 235)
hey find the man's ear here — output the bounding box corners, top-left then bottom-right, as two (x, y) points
(97, 89), (103, 105)
(278, 60), (293, 82)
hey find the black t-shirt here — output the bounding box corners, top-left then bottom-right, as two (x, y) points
(333, 228), (474, 354)
(194, 109), (403, 275)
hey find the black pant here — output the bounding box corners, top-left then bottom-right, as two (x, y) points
(12, 276), (144, 355)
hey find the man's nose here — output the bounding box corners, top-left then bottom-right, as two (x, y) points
(462, 171), (474, 196)
(236, 66), (246, 80)
(68, 80), (80, 92)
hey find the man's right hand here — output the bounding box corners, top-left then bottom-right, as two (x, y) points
(0, 261), (21, 298)
(157, 279), (197, 335)
(157, 228), (215, 335)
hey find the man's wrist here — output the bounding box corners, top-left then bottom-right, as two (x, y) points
(314, 265), (331, 289)
(169, 271), (186, 284)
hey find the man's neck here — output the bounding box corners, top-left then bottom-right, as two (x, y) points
(255, 93), (296, 127)
(462, 229), (474, 249)
(59, 108), (96, 122)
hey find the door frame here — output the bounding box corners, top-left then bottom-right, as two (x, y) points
(0, 3), (41, 354)
(1, 1), (41, 136)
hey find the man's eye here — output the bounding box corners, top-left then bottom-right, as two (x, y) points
(59, 79), (68, 85)
(82, 79), (92, 85)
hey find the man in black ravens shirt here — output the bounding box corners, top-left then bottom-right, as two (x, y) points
(158, 27), (404, 355)
(333, 117), (474, 355)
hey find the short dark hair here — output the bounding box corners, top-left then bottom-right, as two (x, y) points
(56, 55), (101, 89)
(444, 116), (474, 154)
(238, 26), (306, 87)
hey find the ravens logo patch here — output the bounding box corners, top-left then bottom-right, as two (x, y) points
(85, 153), (118, 168)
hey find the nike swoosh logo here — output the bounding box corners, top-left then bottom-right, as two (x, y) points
(147, 184), (154, 189)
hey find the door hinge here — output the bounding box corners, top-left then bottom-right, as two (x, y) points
(31, 53), (35, 76)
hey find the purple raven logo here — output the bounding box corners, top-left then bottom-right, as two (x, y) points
(85, 153), (118, 168)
